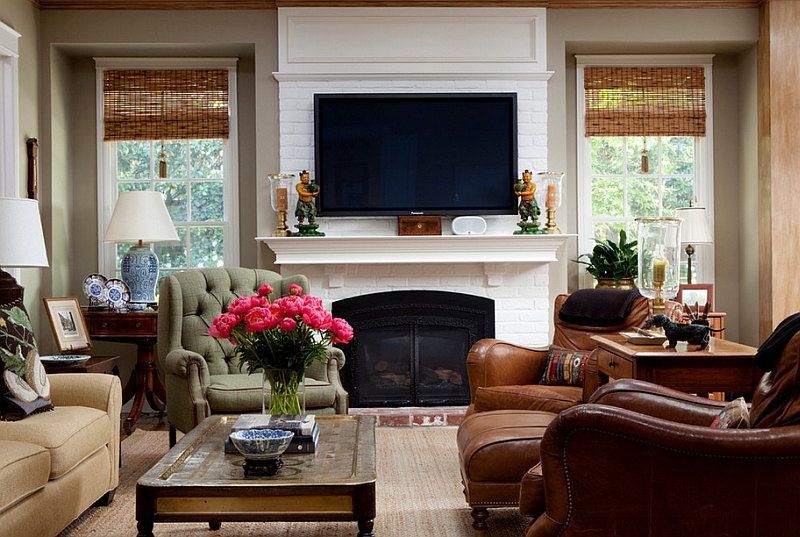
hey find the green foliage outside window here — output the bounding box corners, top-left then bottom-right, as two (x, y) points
(590, 136), (695, 281)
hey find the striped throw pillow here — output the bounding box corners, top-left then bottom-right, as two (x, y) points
(540, 347), (591, 387)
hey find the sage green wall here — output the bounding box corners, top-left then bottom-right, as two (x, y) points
(547, 8), (759, 344)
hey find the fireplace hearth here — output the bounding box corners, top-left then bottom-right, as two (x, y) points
(333, 290), (494, 407)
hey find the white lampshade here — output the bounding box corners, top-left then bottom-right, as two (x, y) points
(0, 197), (49, 268)
(676, 206), (713, 245)
(103, 191), (178, 306)
(104, 191), (179, 244)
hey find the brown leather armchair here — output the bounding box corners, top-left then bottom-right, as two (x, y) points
(520, 325), (800, 537)
(465, 291), (652, 417)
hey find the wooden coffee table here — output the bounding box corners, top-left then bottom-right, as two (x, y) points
(592, 334), (761, 395)
(136, 415), (377, 537)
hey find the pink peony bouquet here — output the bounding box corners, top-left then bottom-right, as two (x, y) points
(208, 283), (353, 376)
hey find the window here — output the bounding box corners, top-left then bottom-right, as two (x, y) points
(576, 55), (714, 286)
(95, 59), (239, 283)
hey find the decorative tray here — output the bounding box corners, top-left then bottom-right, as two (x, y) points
(620, 331), (668, 345)
(39, 355), (91, 366)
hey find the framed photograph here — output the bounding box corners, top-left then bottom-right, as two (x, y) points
(677, 284), (714, 313)
(43, 297), (92, 353)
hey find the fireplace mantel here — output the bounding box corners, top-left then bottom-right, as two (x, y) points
(257, 234), (574, 265)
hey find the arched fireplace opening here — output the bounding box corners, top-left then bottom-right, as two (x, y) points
(333, 290), (495, 407)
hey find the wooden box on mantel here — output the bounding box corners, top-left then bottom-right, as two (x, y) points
(397, 216), (442, 236)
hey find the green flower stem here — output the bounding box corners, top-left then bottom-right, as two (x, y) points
(263, 368), (304, 415)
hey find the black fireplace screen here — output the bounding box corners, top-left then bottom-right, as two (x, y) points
(333, 290), (495, 407)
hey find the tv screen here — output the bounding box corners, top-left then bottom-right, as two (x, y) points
(314, 93), (518, 217)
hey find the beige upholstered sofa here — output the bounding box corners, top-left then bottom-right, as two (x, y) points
(0, 373), (122, 537)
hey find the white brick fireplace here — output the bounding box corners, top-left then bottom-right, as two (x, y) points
(260, 7), (569, 347)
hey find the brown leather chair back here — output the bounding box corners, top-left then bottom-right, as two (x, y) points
(551, 293), (651, 351)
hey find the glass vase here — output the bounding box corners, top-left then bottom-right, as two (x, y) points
(635, 217), (683, 316)
(262, 368), (306, 415)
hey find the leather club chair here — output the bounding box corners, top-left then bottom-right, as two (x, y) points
(157, 267), (348, 446)
(465, 290), (653, 417)
(458, 289), (653, 536)
(521, 326), (800, 537)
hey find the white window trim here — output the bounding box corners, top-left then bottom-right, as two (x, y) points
(0, 22), (21, 282)
(575, 54), (715, 287)
(93, 57), (240, 277)
(0, 21), (20, 199)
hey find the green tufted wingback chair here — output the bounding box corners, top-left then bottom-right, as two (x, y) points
(157, 267), (348, 445)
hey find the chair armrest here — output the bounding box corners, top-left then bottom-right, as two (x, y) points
(466, 338), (549, 400)
(163, 348), (210, 379)
(527, 404), (800, 537)
(588, 378), (726, 426)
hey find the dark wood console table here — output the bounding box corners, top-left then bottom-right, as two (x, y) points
(82, 308), (163, 433)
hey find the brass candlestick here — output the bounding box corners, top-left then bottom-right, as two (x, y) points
(545, 207), (561, 234)
(268, 173), (295, 237)
(273, 209), (290, 237)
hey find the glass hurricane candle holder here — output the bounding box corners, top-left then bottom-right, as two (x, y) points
(268, 173), (295, 237)
(636, 217), (683, 316)
(536, 171), (564, 234)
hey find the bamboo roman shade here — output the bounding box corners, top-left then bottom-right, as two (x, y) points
(103, 70), (229, 141)
(584, 66), (706, 137)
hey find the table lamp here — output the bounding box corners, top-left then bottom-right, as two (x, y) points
(0, 198), (49, 304)
(103, 191), (179, 308)
(675, 206), (713, 284)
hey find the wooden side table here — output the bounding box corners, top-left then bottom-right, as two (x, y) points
(43, 355), (121, 375)
(592, 334), (761, 395)
(81, 308), (162, 433)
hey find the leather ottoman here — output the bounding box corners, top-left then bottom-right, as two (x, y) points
(457, 409), (557, 537)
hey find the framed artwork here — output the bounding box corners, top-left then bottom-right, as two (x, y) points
(43, 297), (92, 353)
(677, 284), (714, 313)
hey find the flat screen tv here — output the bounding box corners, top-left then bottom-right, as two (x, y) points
(314, 93), (518, 217)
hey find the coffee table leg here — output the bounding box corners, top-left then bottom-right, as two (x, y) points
(136, 520), (154, 537)
(357, 519), (375, 537)
(209, 521), (221, 531)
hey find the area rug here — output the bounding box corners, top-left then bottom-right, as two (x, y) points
(58, 426), (528, 537)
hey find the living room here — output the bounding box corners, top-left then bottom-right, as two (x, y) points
(2, 0), (799, 536)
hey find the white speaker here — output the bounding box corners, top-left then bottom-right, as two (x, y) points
(451, 216), (487, 235)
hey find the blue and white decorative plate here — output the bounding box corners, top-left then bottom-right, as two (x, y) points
(40, 355), (91, 366)
(105, 279), (131, 310)
(83, 273), (107, 306)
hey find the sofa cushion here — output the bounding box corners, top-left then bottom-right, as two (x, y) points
(0, 405), (109, 480)
(540, 347), (591, 387)
(206, 374), (337, 412)
(710, 397), (750, 429)
(473, 384), (583, 415)
(0, 299), (53, 421)
(0, 440), (50, 513)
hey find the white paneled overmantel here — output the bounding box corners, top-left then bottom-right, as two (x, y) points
(276, 7), (549, 79)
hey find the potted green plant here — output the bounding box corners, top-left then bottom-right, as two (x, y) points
(574, 230), (638, 289)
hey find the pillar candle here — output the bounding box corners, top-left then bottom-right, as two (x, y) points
(653, 259), (668, 283)
(546, 184), (558, 208)
(276, 188), (288, 211)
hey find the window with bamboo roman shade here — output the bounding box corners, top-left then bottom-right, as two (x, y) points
(584, 66), (706, 137)
(103, 70), (229, 141)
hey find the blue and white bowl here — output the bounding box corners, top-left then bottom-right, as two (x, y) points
(229, 429), (294, 460)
